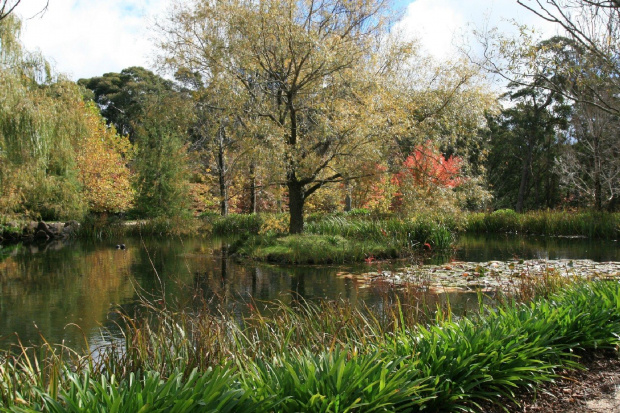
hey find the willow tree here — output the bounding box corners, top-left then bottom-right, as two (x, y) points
(157, 0), (405, 233)
(0, 15), (134, 219)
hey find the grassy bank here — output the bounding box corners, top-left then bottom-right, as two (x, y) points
(213, 213), (454, 264)
(229, 233), (401, 264)
(2, 280), (620, 411)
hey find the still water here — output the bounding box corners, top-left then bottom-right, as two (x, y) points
(0, 234), (618, 349)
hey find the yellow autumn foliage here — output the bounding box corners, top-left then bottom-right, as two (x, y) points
(76, 103), (134, 214)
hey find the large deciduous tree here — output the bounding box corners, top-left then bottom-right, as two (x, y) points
(556, 92), (620, 210)
(157, 0), (404, 233)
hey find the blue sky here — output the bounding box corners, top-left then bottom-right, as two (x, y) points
(15, 0), (556, 80)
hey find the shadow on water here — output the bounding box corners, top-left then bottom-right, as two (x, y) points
(1, 233), (615, 349)
(452, 233), (620, 263)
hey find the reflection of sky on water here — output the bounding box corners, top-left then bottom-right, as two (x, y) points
(0, 234), (615, 350)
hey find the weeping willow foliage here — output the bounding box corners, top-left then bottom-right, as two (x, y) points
(0, 15), (133, 220)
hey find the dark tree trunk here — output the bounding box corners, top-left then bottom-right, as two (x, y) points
(593, 135), (603, 210)
(288, 181), (305, 234)
(217, 127), (228, 216)
(248, 162), (257, 214)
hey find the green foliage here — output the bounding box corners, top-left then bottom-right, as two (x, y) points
(127, 216), (201, 237)
(305, 216), (454, 250)
(27, 368), (258, 413)
(346, 208), (371, 217)
(132, 94), (193, 218)
(240, 349), (430, 412)
(78, 66), (177, 141)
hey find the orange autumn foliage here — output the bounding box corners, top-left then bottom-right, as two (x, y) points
(76, 103), (134, 213)
(390, 142), (464, 214)
(393, 142), (463, 190)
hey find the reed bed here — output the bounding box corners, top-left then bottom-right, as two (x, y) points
(2, 280), (620, 412)
(305, 216), (454, 250)
(76, 215), (202, 240)
(466, 209), (620, 238)
(210, 213), (265, 236)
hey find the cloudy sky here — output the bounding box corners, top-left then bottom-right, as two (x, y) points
(15, 0), (557, 81)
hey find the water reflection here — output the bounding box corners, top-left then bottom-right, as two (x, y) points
(0, 240), (135, 348)
(453, 234), (620, 263)
(1, 233), (616, 349)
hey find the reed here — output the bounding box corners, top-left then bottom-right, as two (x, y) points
(210, 213), (264, 235)
(3, 281), (620, 412)
(465, 210), (620, 239)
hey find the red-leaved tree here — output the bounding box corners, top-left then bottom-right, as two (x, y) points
(391, 142), (464, 213)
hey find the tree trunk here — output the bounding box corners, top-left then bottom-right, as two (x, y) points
(288, 181), (305, 234)
(344, 194), (352, 212)
(248, 162), (257, 214)
(217, 127), (228, 216)
(593, 135), (603, 210)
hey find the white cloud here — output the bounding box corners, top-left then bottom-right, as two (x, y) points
(16, 0), (167, 80)
(395, 0), (559, 60)
(11, 0), (563, 80)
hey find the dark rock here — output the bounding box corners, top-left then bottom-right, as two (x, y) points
(34, 230), (50, 240)
(36, 221), (54, 238)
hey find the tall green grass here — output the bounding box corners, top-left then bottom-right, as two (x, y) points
(210, 213), (264, 235)
(305, 216), (454, 250)
(230, 234), (401, 264)
(466, 209), (620, 238)
(76, 215), (202, 240)
(209, 213), (456, 250)
(3, 281), (620, 412)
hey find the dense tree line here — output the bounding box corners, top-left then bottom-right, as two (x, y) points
(1, 0), (619, 230)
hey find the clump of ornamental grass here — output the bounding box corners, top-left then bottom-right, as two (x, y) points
(126, 215), (201, 237)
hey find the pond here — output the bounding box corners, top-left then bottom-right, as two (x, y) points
(0, 233), (618, 350)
